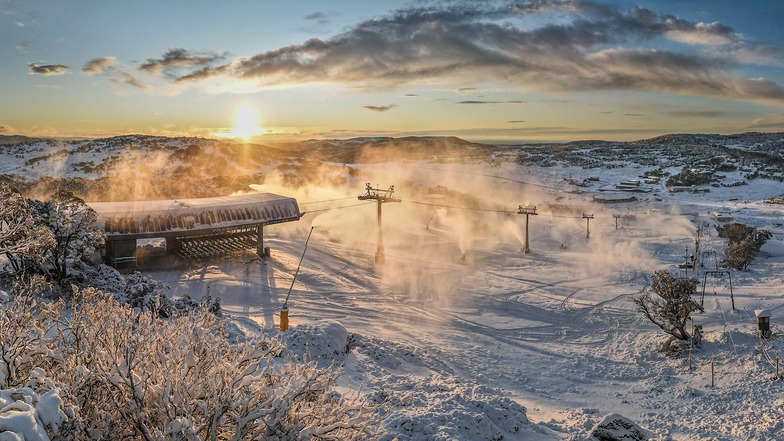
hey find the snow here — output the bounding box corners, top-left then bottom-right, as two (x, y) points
(0, 386), (63, 441)
(7, 134), (784, 439)
(136, 154), (784, 438)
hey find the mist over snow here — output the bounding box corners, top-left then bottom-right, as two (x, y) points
(3, 132), (784, 439)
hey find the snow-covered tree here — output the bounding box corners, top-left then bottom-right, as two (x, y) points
(634, 270), (703, 342)
(0, 184), (55, 275)
(28, 189), (104, 286)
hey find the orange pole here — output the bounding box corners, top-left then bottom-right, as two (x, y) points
(280, 306), (289, 332)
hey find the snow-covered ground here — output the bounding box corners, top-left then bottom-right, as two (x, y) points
(130, 157), (784, 440)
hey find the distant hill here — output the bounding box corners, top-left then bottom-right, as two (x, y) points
(274, 136), (493, 163)
(1, 131), (783, 201)
(0, 134), (42, 145)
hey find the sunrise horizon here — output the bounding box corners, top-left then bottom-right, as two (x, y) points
(3, 1), (784, 144)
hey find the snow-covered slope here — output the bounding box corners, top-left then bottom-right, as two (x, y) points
(5, 131), (784, 439)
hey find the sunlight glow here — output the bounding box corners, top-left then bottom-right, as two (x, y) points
(229, 105), (265, 140)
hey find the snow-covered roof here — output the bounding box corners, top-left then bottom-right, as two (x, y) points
(87, 193), (301, 238)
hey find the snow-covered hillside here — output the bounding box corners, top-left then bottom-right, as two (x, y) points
(3, 132), (784, 439)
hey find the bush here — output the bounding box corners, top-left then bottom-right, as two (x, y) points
(634, 271), (703, 343)
(0, 282), (376, 440)
(716, 222), (772, 270)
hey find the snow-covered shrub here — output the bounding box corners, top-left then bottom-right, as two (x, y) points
(717, 222), (772, 271)
(0, 284), (376, 440)
(0, 277), (59, 389)
(0, 184), (55, 276)
(279, 322), (350, 365)
(118, 271), (222, 318)
(68, 260), (126, 293)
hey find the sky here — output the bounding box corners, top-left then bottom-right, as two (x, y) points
(2, 0), (784, 144)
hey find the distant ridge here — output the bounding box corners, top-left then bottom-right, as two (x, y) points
(0, 134), (42, 145)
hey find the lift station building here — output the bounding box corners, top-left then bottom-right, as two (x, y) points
(87, 193), (302, 265)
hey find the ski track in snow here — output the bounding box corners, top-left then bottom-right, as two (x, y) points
(136, 158), (784, 440)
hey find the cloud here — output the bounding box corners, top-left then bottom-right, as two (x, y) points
(109, 1), (784, 105)
(0, 125), (17, 134)
(581, 49), (784, 104)
(458, 100), (526, 104)
(82, 56), (118, 75)
(363, 104), (397, 112)
(666, 110), (728, 118)
(139, 47), (227, 78)
(664, 20), (737, 46)
(747, 114), (784, 130)
(28, 62), (70, 76)
(173, 64), (231, 83)
(110, 71), (147, 89)
(80, 56), (147, 90)
(305, 11), (330, 24)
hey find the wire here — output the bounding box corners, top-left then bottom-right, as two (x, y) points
(297, 193), (649, 221)
(304, 202), (374, 214)
(402, 199), (515, 214)
(299, 196), (357, 205)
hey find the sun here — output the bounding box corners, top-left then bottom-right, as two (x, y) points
(230, 105), (265, 140)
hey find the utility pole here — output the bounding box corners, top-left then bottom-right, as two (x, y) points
(517, 205), (538, 254)
(694, 226), (702, 270)
(613, 214), (621, 230)
(583, 213), (594, 239)
(358, 183), (401, 264)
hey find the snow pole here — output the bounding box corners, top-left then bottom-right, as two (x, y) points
(280, 305), (289, 332)
(280, 226), (315, 332)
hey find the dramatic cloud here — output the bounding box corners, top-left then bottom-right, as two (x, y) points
(118, 1), (784, 105)
(82, 56), (118, 75)
(581, 49), (784, 103)
(28, 62), (69, 76)
(363, 104), (397, 112)
(139, 47), (227, 78)
(0, 125), (17, 134)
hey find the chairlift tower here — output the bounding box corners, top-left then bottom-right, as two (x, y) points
(358, 183), (401, 264)
(517, 205), (538, 254)
(583, 213), (594, 239)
